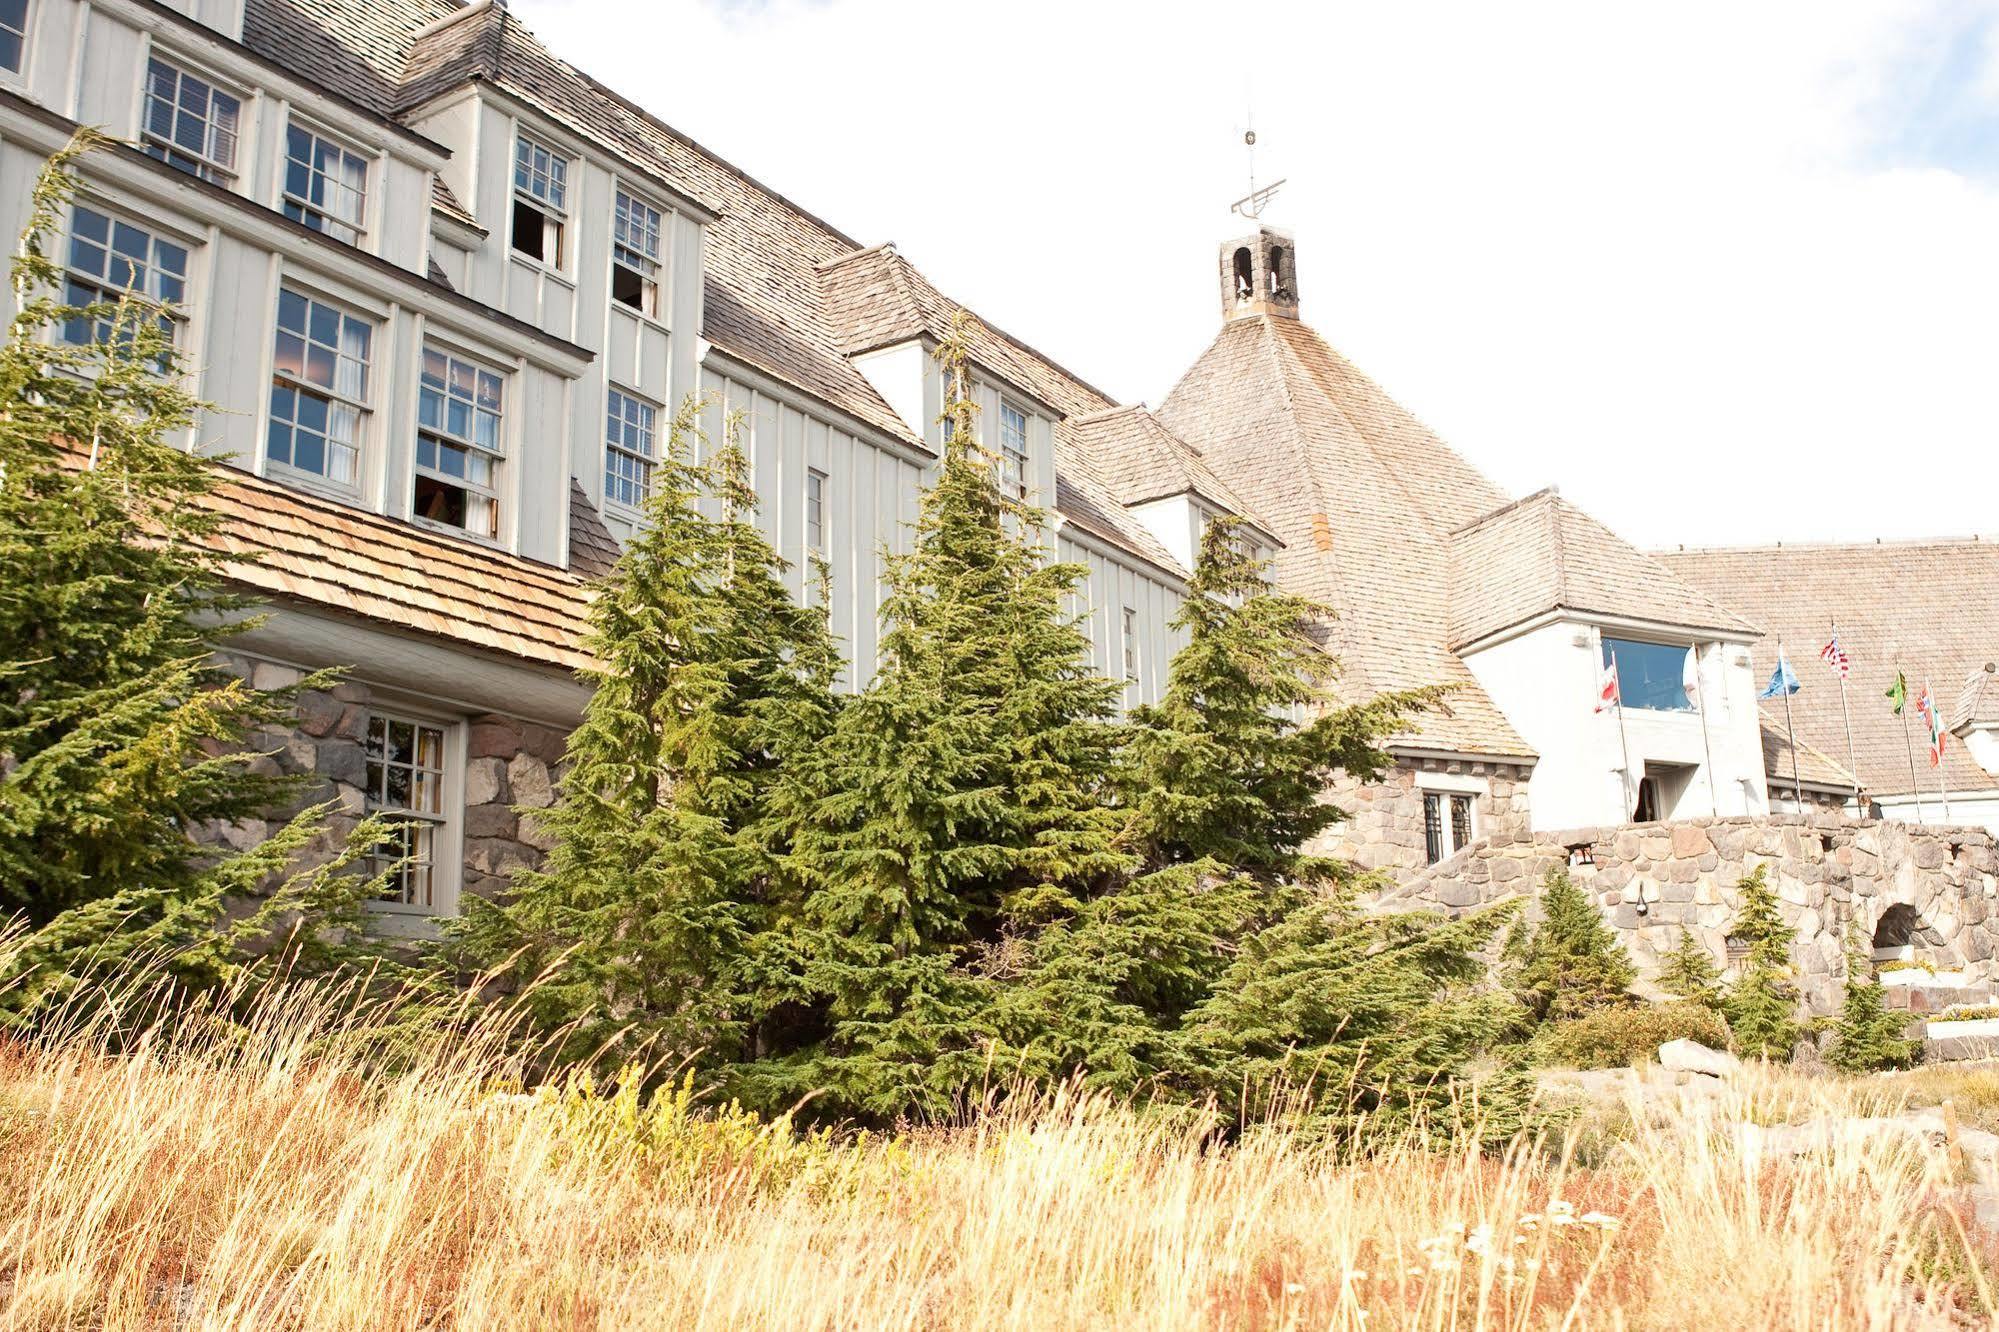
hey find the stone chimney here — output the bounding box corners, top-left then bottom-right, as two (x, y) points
(1219, 227), (1300, 322)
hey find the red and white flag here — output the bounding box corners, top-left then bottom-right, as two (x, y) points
(1595, 656), (1621, 713)
(1820, 633), (1851, 680)
(1917, 682), (1948, 767)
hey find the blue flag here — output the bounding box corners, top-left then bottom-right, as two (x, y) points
(1760, 653), (1800, 699)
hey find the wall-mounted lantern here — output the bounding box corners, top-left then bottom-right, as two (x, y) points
(1624, 879), (1659, 917)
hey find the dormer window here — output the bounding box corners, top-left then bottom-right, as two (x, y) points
(0, 0), (28, 73)
(611, 189), (663, 316)
(415, 346), (505, 540)
(282, 123), (368, 244)
(142, 57), (241, 182)
(998, 399), (1029, 500)
(510, 135), (568, 267)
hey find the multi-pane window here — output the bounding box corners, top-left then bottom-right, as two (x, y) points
(611, 189), (662, 315)
(415, 347), (504, 539)
(282, 123), (368, 243)
(1422, 791), (1477, 865)
(268, 288), (371, 489)
(510, 134), (568, 266)
(806, 468), (827, 550)
(0, 0), (28, 74)
(1122, 607), (1140, 683)
(998, 400), (1029, 499)
(604, 388), (656, 509)
(142, 57), (241, 181)
(60, 205), (187, 350)
(364, 714), (447, 910)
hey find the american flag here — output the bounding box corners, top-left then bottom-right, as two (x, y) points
(1819, 633), (1851, 680)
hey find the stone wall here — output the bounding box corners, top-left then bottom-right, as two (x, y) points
(1376, 811), (1999, 1014)
(204, 649), (564, 913)
(1320, 757), (1534, 880)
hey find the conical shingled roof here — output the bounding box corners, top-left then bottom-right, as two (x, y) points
(1158, 315), (1529, 758)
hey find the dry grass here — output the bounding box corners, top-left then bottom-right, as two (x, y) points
(0, 976), (1991, 1330)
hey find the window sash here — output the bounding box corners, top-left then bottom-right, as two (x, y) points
(999, 401), (1029, 497)
(1423, 793), (1444, 865)
(513, 135), (569, 213)
(283, 123), (368, 243)
(1450, 794), (1474, 854)
(417, 347), (504, 454)
(1122, 607), (1140, 682)
(806, 468), (827, 549)
(142, 58), (241, 179)
(364, 714), (448, 910)
(60, 205), (188, 348)
(269, 288), (371, 488)
(613, 190), (662, 268)
(604, 389), (656, 509)
(0, 0), (27, 74)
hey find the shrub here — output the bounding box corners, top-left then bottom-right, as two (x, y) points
(1826, 928), (1920, 1073)
(1505, 867), (1636, 1022)
(1531, 1002), (1732, 1069)
(1658, 927), (1723, 1008)
(1722, 865), (1802, 1059)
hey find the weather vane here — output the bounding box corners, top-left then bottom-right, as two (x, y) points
(1230, 122), (1285, 221)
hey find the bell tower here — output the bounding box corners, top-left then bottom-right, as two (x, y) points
(1219, 227), (1300, 322)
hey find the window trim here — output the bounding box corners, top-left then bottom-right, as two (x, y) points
(0, 0), (33, 83)
(603, 385), (658, 514)
(1417, 773), (1483, 866)
(609, 185), (665, 319)
(265, 284), (374, 498)
(280, 118), (372, 246)
(140, 51), (247, 183)
(1121, 606), (1140, 685)
(359, 703), (465, 919)
(413, 342), (509, 543)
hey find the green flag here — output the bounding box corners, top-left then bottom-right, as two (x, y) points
(1887, 671), (1907, 714)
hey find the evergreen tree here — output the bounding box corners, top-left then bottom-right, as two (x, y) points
(0, 132), (384, 1018)
(758, 314), (1127, 1119)
(1505, 867), (1637, 1022)
(1721, 865), (1801, 1059)
(1658, 927), (1723, 1010)
(1826, 923), (1919, 1073)
(455, 405), (841, 1073)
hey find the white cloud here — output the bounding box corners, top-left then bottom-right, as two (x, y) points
(514, 0), (1999, 548)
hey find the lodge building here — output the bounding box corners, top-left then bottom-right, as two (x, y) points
(2, 0), (1994, 932)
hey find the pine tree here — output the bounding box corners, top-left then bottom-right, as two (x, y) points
(0, 132), (384, 1019)
(1658, 927), (1723, 1009)
(455, 404), (841, 1074)
(1505, 867), (1637, 1022)
(1721, 864), (1801, 1059)
(1827, 923), (1919, 1073)
(758, 314), (1128, 1119)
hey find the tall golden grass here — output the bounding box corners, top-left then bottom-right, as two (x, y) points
(0, 960), (1990, 1330)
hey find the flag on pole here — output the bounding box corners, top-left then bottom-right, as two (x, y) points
(1917, 683), (1948, 767)
(1759, 652), (1800, 700)
(1595, 656), (1621, 713)
(1887, 671), (1908, 714)
(1682, 646), (1701, 707)
(1820, 633), (1850, 679)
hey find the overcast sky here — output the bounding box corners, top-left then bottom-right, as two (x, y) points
(514, 0), (1999, 550)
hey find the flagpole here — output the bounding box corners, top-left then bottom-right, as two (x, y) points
(1690, 640), (1718, 816)
(1832, 620), (1861, 816)
(1779, 637), (1803, 810)
(1612, 648), (1636, 821)
(1899, 686), (1926, 823)
(1928, 677), (1952, 824)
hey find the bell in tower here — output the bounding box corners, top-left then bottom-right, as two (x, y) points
(1218, 227), (1300, 322)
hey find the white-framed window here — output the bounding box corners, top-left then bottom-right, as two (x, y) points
(268, 287), (371, 490)
(510, 134), (568, 267)
(282, 122), (368, 244)
(604, 387), (656, 510)
(1421, 790), (1477, 865)
(363, 712), (449, 911)
(806, 467), (827, 551)
(0, 0), (29, 74)
(998, 399), (1029, 499)
(59, 203), (188, 351)
(1122, 606), (1140, 684)
(611, 188), (663, 316)
(142, 56), (242, 182)
(415, 345), (505, 540)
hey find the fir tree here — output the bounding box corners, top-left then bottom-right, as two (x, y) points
(0, 132), (385, 1018)
(455, 404), (841, 1074)
(1658, 927), (1723, 1009)
(1826, 923), (1919, 1073)
(1505, 867), (1637, 1022)
(760, 314), (1127, 1119)
(1720, 865), (1801, 1059)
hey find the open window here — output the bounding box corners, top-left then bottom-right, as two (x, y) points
(414, 345), (505, 540)
(611, 188), (663, 316)
(510, 134), (569, 268)
(142, 56), (241, 182)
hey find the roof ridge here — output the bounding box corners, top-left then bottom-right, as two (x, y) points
(1447, 486), (1558, 538)
(813, 242), (897, 273)
(1546, 490), (1570, 609)
(1660, 535), (1999, 555)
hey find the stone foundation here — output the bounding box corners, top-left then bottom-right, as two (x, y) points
(1377, 811), (1999, 1014)
(203, 650), (566, 914)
